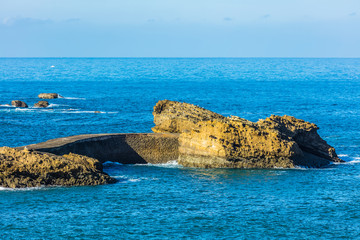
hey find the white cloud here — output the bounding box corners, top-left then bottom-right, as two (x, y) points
(1, 17), (52, 26)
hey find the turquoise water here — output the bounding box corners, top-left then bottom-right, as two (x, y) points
(1, 58), (360, 239)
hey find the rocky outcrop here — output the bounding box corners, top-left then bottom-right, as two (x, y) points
(34, 101), (49, 108)
(152, 100), (225, 133)
(38, 93), (61, 99)
(0, 147), (116, 188)
(153, 100), (343, 168)
(257, 115), (342, 162)
(11, 100), (28, 108)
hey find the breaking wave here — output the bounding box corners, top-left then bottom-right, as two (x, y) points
(62, 96), (86, 100)
(143, 160), (181, 168)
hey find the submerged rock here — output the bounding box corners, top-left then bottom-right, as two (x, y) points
(34, 101), (49, 108)
(0, 147), (116, 188)
(152, 100), (343, 168)
(38, 93), (61, 99)
(11, 100), (28, 108)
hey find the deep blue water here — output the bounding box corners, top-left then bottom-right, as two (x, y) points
(1, 58), (360, 239)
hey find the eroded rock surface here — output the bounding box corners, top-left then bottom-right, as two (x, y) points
(0, 147), (115, 188)
(152, 100), (225, 133)
(34, 101), (49, 108)
(258, 115), (342, 162)
(11, 100), (28, 108)
(153, 100), (343, 168)
(38, 93), (61, 99)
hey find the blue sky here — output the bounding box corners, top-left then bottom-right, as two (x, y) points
(0, 0), (359, 57)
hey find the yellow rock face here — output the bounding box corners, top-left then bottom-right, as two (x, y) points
(152, 100), (225, 133)
(178, 118), (302, 168)
(258, 115), (341, 162)
(153, 100), (342, 168)
(0, 147), (115, 188)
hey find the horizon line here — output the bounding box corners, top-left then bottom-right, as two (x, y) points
(0, 57), (360, 59)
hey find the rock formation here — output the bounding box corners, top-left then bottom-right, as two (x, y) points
(38, 93), (61, 99)
(34, 101), (49, 108)
(152, 100), (226, 133)
(0, 147), (116, 188)
(152, 100), (343, 168)
(11, 100), (28, 108)
(257, 115), (342, 162)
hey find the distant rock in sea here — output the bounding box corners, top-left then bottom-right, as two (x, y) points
(38, 93), (62, 99)
(152, 100), (343, 168)
(34, 101), (50, 108)
(11, 100), (28, 108)
(0, 147), (116, 188)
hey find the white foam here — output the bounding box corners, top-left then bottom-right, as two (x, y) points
(15, 108), (35, 112)
(6, 107), (117, 114)
(292, 165), (310, 170)
(111, 175), (158, 183)
(0, 104), (12, 107)
(145, 160), (181, 168)
(112, 175), (143, 183)
(62, 97), (86, 100)
(0, 186), (46, 191)
(127, 179), (141, 182)
(338, 154), (349, 157)
(60, 110), (101, 114)
(347, 157), (360, 164)
(349, 160), (360, 163)
(48, 104), (68, 108)
(57, 110), (118, 114)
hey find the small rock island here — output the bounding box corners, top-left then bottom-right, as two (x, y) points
(152, 100), (342, 168)
(0, 100), (343, 188)
(0, 147), (115, 188)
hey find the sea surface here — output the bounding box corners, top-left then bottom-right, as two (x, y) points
(0, 58), (360, 239)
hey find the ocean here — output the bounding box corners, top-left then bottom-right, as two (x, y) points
(0, 58), (360, 239)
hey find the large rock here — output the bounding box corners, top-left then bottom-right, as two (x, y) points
(34, 101), (49, 108)
(0, 147), (116, 188)
(258, 115), (342, 162)
(11, 100), (28, 108)
(152, 100), (225, 133)
(152, 100), (343, 168)
(38, 93), (61, 99)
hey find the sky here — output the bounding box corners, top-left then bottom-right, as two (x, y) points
(0, 0), (359, 57)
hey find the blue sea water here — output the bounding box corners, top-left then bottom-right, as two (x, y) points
(0, 58), (360, 239)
